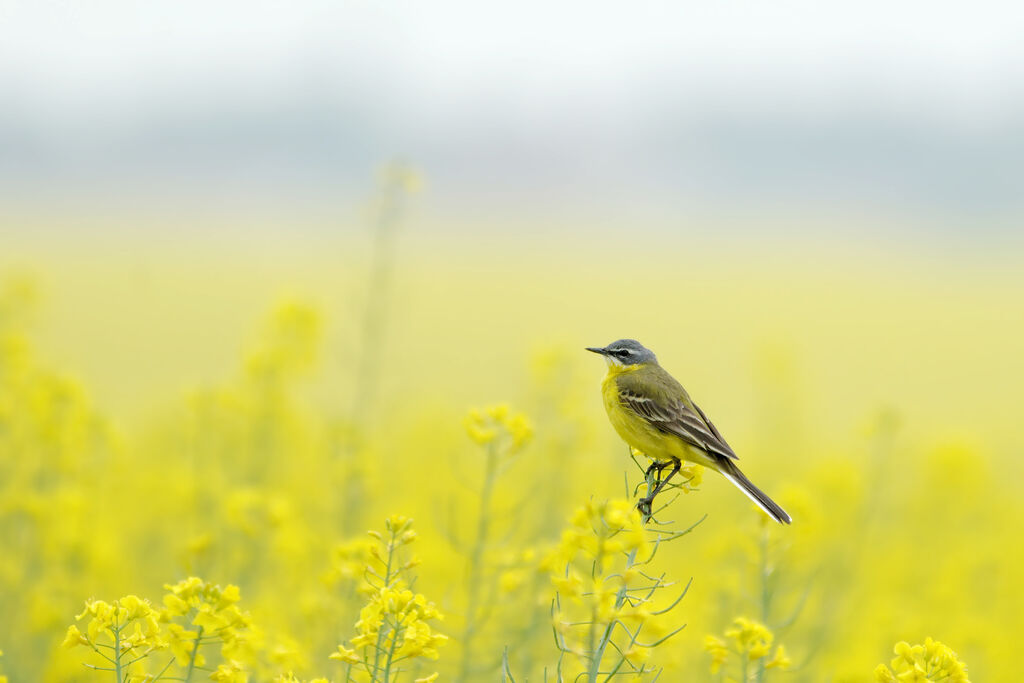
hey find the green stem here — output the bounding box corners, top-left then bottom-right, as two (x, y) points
(588, 469), (659, 682)
(756, 525), (769, 683)
(351, 168), (406, 427)
(113, 617), (122, 683)
(585, 537), (604, 683)
(588, 546), (638, 683)
(185, 625), (204, 682)
(456, 440), (499, 682)
(382, 613), (409, 683)
(371, 530), (399, 681)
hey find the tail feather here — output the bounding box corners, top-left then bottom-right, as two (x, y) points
(718, 460), (792, 524)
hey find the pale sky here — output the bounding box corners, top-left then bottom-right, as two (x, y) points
(3, 1), (1021, 111)
(1, 0), (1022, 212)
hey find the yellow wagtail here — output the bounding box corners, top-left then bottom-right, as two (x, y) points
(587, 339), (792, 524)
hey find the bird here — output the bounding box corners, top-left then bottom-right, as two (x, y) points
(586, 339), (791, 524)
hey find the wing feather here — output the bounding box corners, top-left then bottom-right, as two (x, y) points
(617, 373), (738, 461)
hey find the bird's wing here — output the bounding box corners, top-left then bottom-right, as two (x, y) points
(617, 371), (739, 461)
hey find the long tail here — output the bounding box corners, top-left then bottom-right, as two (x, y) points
(717, 460), (792, 524)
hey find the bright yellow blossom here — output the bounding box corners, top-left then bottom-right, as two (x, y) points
(72, 596), (164, 654)
(210, 660), (249, 683)
(333, 517), (447, 682)
(704, 635), (729, 674)
(273, 674), (330, 683)
(874, 638), (970, 683)
(463, 404), (533, 450)
(329, 645), (361, 664)
(704, 617), (790, 679)
(61, 624), (89, 649)
(547, 498), (691, 680)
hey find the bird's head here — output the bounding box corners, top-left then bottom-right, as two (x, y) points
(585, 339), (657, 368)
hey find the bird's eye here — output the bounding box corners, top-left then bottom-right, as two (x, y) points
(618, 349), (631, 357)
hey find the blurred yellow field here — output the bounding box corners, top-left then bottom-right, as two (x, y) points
(1, 209), (1020, 681)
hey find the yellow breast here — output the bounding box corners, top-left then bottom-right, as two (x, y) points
(600, 367), (683, 463)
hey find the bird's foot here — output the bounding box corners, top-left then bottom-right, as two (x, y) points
(637, 496), (654, 521)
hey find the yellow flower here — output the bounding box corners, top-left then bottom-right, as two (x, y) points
(706, 617), (789, 677)
(704, 635), (729, 674)
(414, 673), (439, 683)
(162, 593), (190, 616)
(210, 660), (249, 683)
(766, 644), (791, 669)
(463, 404), (533, 451)
(386, 514), (412, 534)
(329, 644), (361, 664)
(61, 624), (88, 649)
(71, 596), (163, 652)
(165, 623), (202, 667)
(499, 568), (526, 593)
(334, 517), (447, 679)
(875, 664), (899, 682)
(725, 616), (774, 659)
(162, 577), (250, 638)
(875, 638), (970, 683)
(272, 673), (327, 683)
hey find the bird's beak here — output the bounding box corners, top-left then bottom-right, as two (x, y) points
(585, 346), (608, 355)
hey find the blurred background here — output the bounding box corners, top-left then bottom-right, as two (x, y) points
(1, 1), (1023, 681)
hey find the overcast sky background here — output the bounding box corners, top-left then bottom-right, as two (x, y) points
(1, 0), (1023, 222)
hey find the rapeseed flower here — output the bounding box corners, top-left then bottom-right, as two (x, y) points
(704, 617), (790, 680)
(333, 517), (447, 682)
(874, 638), (970, 683)
(545, 498), (693, 681)
(463, 404), (532, 450)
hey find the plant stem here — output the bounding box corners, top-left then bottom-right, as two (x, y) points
(588, 546), (639, 683)
(185, 625), (204, 682)
(588, 468), (659, 683)
(456, 441), (499, 682)
(382, 613), (409, 683)
(756, 524), (769, 683)
(113, 617), (122, 683)
(371, 529), (398, 681)
(351, 167), (406, 428)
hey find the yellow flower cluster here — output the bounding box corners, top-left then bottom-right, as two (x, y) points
(704, 617), (790, 678)
(874, 638), (970, 683)
(546, 499), (690, 679)
(162, 577), (254, 673)
(62, 595), (165, 682)
(463, 404), (532, 450)
(210, 659), (248, 683)
(63, 595), (163, 656)
(273, 674), (330, 683)
(61, 578), (259, 682)
(325, 537), (376, 585)
(5, 274), (1017, 682)
(331, 516), (447, 682)
(244, 301), (322, 382)
(559, 498), (647, 563)
(341, 581), (446, 658)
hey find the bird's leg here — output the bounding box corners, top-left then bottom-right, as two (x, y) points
(644, 460), (664, 484)
(637, 458), (681, 519)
